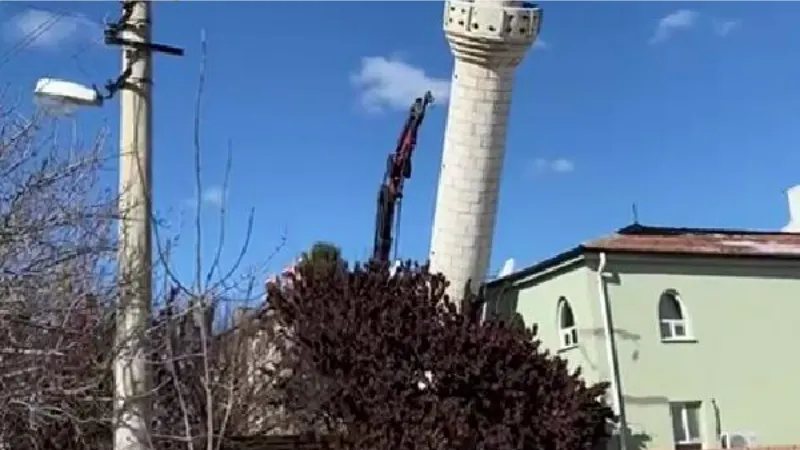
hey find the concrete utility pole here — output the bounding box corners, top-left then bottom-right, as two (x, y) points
(107, 2), (183, 448)
(113, 2), (153, 449)
(429, 1), (542, 301)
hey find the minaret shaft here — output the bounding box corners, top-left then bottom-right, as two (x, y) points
(430, 1), (542, 301)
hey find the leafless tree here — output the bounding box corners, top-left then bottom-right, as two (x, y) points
(0, 93), (118, 448)
(0, 30), (288, 450)
(141, 30), (287, 450)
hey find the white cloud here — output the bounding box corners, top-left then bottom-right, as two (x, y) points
(201, 186), (225, 207)
(350, 56), (450, 113)
(649, 9), (699, 44)
(350, 41), (550, 113)
(3, 8), (99, 50)
(531, 157), (575, 175)
(185, 185), (227, 209)
(713, 18), (742, 37)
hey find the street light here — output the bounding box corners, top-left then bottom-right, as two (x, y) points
(32, 64), (152, 450)
(31, 3), (183, 449)
(33, 62), (134, 113)
(33, 78), (103, 108)
(32, 62), (152, 450)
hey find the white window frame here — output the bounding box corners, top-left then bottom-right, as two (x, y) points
(560, 326), (578, 348)
(659, 290), (693, 342)
(661, 318), (689, 340)
(669, 401), (703, 449)
(557, 298), (578, 350)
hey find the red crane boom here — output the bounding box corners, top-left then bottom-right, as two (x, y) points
(372, 91), (434, 263)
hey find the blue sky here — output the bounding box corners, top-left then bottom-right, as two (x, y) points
(3, 1), (800, 287)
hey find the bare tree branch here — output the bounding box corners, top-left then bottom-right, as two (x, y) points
(0, 27), (291, 450)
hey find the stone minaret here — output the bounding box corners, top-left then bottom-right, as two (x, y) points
(429, 1), (542, 300)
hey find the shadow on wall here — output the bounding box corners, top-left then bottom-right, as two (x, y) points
(499, 288), (519, 320)
(604, 425), (652, 450)
(484, 288), (531, 335)
(485, 286), (520, 322)
(589, 327), (643, 362)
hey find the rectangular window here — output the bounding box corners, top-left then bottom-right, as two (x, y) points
(669, 401), (702, 450)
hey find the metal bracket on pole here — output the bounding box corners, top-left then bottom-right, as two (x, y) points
(95, 66), (133, 101)
(104, 34), (185, 57)
(105, 1), (134, 36)
(103, 1), (185, 58)
(97, 1), (185, 101)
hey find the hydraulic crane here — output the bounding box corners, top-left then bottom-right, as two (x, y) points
(372, 91), (434, 263)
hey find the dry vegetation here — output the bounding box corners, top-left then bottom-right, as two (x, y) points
(0, 98), (116, 448)
(0, 34), (278, 448)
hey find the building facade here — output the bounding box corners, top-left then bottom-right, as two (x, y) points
(484, 224), (800, 450)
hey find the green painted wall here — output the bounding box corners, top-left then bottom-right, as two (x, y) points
(485, 258), (606, 384)
(600, 254), (800, 449)
(488, 252), (800, 449)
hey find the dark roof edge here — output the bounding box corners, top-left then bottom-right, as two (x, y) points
(484, 245), (586, 288)
(618, 223), (791, 236)
(484, 245), (800, 289)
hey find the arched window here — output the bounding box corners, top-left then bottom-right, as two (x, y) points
(659, 290), (689, 341)
(557, 297), (578, 348)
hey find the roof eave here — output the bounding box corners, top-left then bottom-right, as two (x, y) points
(485, 245), (800, 290)
(484, 245), (588, 288)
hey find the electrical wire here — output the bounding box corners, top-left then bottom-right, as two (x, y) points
(0, 2), (110, 76)
(70, 39), (99, 82)
(0, 12), (64, 73)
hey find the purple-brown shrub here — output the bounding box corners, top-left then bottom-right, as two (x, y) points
(266, 261), (614, 450)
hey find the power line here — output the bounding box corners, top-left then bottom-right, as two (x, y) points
(0, 11), (64, 72)
(0, 3), (111, 74)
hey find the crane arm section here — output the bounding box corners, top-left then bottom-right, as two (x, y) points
(372, 91), (434, 263)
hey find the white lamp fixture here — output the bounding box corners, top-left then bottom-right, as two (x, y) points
(33, 78), (103, 108)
